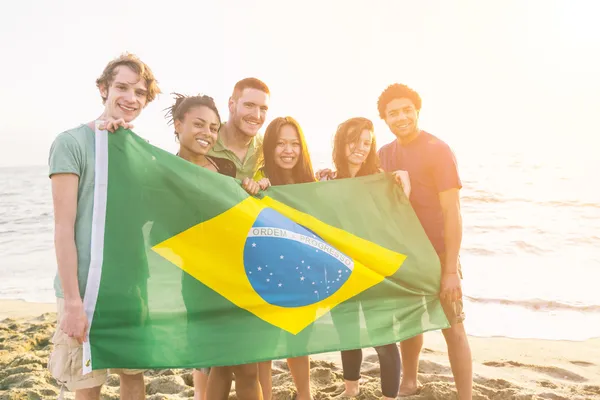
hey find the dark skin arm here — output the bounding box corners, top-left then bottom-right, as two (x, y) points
(439, 188), (463, 302)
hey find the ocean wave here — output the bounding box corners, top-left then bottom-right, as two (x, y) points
(464, 296), (600, 313)
(0, 215), (53, 226)
(544, 200), (600, 209)
(462, 194), (600, 209)
(565, 235), (600, 246)
(466, 224), (528, 235)
(462, 247), (497, 256)
(511, 240), (547, 255)
(461, 194), (507, 204)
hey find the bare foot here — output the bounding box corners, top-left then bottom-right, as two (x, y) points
(398, 381), (422, 397)
(337, 380), (360, 398)
(336, 391), (359, 399)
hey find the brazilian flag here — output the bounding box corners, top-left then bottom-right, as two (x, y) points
(81, 127), (448, 372)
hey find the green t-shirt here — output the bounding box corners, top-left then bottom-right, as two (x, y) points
(48, 124), (96, 299)
(208, 125), (263, 180)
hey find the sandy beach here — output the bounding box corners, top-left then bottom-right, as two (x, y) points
(1, 300), (598, 400)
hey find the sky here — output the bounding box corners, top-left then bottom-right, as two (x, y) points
(0, 0), (599, 168)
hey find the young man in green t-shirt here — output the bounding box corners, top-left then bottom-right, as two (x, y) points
(47, 53), (161, 400)
(208, 77), (270, 180)
(195, 78), (271, 400)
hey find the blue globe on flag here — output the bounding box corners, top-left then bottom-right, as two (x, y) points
(243, 208), (354, 307)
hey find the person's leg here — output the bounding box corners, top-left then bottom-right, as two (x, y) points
(287, 356), (312, 400)
(193, 369), (209, 400)
(442, 323), (472, 400)
(74, 386), (102, 400)
(339, 349), (362, 396)
(258, 361), (272, 400)
(374, 344), (401, 400)
(441, 294), (472, 400)
(440, 260), (472, 400)
(232, 363), (263, 400)
(115, 370), (145, 400)
(398, 334), (423, 396)
(206, 366), (234, 400)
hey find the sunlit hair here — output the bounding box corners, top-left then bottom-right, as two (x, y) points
(332, 117), (379, 179)
(164, 93), (221, 138)
(261, 117), (315, 186)
(95, 52), (161, 105)
(377, 83), (422, 119)
(232, 77), (270, 99)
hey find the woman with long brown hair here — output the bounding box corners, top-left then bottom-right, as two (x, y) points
(255, 116), (315, 400)
(321, 117), (401, 400)
(255, 116), (315, 185)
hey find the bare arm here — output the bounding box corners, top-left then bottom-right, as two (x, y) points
(439, 188), (463, 301)
(52, 173), (88, 342)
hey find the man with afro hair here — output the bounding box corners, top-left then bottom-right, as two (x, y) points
(377, 84), (472, 399)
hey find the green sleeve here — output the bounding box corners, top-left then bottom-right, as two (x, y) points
(48, 132), (82, 177)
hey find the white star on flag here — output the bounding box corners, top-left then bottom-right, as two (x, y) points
(257, 267), (262, 271)
(252, 243), (256, 247)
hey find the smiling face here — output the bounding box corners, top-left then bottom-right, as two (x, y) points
(384, 97), (419, 141)
(98, 66), (148, 122)
(273, 124), (302, 170)
(229, 88), (269, 137)
(175, 105), (220, 157)
(345, 129), (373, 167)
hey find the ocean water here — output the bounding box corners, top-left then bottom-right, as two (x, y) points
(1, 140), (599, 341)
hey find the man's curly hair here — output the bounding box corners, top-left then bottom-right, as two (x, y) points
(377, 84), (422, 119)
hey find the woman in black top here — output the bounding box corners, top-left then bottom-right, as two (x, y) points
(165, 93), (262, 400)
(320, 117), (401, 400)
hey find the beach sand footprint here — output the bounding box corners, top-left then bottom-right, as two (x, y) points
(569, 360), (596, 367)
(537, 380), (559, 389)
(418, 359), (452, 375)
(581, 384), (600, 396)
(537, 392), (569, 400)
(421, 347), (442, 355)
(483, 360), (588, 383)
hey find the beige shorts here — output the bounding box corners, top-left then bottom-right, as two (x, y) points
(48, 298), (145, 391)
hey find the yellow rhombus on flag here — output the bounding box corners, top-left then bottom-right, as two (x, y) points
(152, 196), (406, 334)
